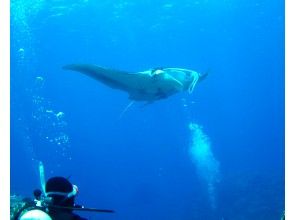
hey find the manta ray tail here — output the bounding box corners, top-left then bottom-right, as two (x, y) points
(119, 101), (135, 119)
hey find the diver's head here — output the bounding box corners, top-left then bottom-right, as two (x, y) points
(45, 177), (78, 208)
(33, 189), (42, 200)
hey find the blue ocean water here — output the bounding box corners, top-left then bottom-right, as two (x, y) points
(10, 0), (284, 219)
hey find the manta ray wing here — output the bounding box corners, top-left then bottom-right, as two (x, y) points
(63, 64), (165, 101)
(63, 64), (139, 91)
(63, 64), (196, 102)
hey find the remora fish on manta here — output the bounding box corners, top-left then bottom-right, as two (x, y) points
(63, 64), (208, 102)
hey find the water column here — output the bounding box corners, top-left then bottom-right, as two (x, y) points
(11, 0), (72, 170)
(189, 122), (220, 210)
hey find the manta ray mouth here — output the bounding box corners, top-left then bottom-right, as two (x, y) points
(188, 72), (200, 94)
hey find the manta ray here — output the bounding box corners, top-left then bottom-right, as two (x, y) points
(63, 64), (208, 102)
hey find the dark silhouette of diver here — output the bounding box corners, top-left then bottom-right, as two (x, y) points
(11, 176), (114, 220)
(44, 176), (87, 220)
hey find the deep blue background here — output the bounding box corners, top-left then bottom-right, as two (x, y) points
(11, 0), (284, 219)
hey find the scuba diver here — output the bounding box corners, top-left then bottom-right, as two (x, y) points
(44, 176), (87, 220)
(11, 162), (114, 220)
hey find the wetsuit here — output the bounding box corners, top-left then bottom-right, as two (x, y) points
(48, 208), (88, 220)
